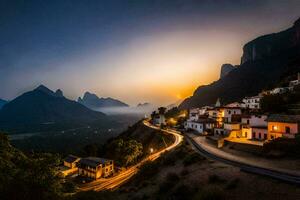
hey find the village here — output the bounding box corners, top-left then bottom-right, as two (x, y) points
(152, 73), (300, 149)
(57, 73), (300, 188)
(181, 73), (300, 148)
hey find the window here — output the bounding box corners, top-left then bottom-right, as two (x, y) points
(252, 132), (256, 138)
(264, 134), (267, 140)
(259, 133), (261, 139)
(285, 126), (291, 134)
(228, 111), (231, 114)
(247, 120), (249, 124)
(245, 132), (247, 137)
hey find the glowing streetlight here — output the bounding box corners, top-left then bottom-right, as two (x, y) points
(150, 148), (154, 153)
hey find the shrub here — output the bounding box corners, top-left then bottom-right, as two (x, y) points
(193, 186), (224, 200)
(208, 174), (226, 184)
(165, 172), (180, 182)
(225, 178), (240, 190)
(158, 173), (179, 193)
(180, 169), (189, 176)
(183, 152), (205, 166)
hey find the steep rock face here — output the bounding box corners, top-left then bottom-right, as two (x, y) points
(220, 64), (235, 79)
(179, 18), (300, 110)
(78, 92), (129, 109)
(241, 18), (300, 64)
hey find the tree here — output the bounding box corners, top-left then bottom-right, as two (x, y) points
(105, 139), (143, 166)
(158, 107), (167, 115)
(0, 133), (63, 200)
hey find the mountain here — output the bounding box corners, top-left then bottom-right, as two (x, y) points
(137, 102), (151, 107)
(78, 92), (128, 109)
(179, 17), (300, 109)
(220, 64), (235, 79)
(0, 85), (113, 132)
(0, 99), (7, 109)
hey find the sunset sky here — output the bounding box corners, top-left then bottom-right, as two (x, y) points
(1, 0), (300, 106)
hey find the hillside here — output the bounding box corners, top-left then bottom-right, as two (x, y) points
(0, 85), (115, 133)
(104, 121), (175, 158)
(180, 18), (300, 109)
(78, 92), (128, 109)
(0, 99), (7, 109)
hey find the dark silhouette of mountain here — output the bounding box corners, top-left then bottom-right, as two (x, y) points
(0, 99), (7, 109)
(137, 102), (151, 107)
(78, 92), (128, 109)
(220, 64), (236, 79)
(179, 17), (300, 109)
(0, 85), (114, 132)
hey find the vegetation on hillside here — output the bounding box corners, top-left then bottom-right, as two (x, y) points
(0, 133), (64, 200)
(260, 85), (300, 114)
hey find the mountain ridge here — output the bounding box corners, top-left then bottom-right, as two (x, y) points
(179, 17), (300, 109)
(78, 91), (129, 109)
(0, 85), (113, 133)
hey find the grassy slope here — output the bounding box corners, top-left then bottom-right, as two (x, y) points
(73, 140), (300, 200)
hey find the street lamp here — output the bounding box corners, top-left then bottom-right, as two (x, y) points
(150, 148), (154, 153)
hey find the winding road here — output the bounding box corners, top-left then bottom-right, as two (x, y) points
(78, 120), (183, 191)
(186, 134), (300, 185)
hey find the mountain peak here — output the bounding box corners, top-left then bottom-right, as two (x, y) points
(55, 89), (64, 98)
(294, 17), (300, 27)
(220, 64), (235, 79)
(35, 85), (54, 95)
(79, 91), (129, 108)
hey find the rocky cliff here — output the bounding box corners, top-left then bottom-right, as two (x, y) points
(220, 64), (235, 79)
(179, 18), (300, 109)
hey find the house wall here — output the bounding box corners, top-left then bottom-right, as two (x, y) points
(103, 162), (114, 177)
(242, 115), (267, 126)
(186, 121), (204, 133)
(241, 127), (252, 139)
(252, 128), (268, 140)
(242, 97), (261, 109)
(224, 123), (240, 130)
(268, 122), (299, 139)
(79, 166), (103, 180)
(224, 108), (241, 122)
(189, 108), (199, 121)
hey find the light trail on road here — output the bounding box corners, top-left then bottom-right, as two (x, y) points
(78, 120), (183, 191)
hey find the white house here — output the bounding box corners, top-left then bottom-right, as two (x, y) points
(270, 87), (291, 95)
(153, 114), (166, 126)
(223, 107), (242, 123)
(242, 96), (261, 109)
(241, 114), (268, 140)
(185, 116), (216, 134)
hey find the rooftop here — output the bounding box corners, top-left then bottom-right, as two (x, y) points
(79, 157), (112, 168)
(64, 155), (80, 163)
(266, 114), (300, 123)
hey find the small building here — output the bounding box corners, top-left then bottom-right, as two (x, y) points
(223, 107), (242, 123)
(152, 114), (166, 126)
(251, 126), (268, 140)
(185, 116), (216, 134)
(242, 96), (261, 109)
(266, 114), (300, 140)
(78, 157), (114, 180)
(240, 114), (268, 140)
(270, 87), (291, 95)
(60, 155), (81, 177)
